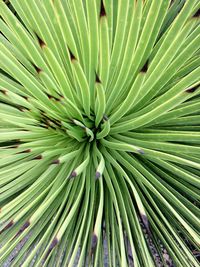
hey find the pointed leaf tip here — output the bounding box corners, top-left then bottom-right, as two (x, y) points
(100, 1), (106, 17)
(95, 72), (101, 84)
(33, 155), (43, 160)
(138, 149), (145, 155)
(68, 47), (76, 61)
(35, 33), (46, 48)
(69, 171), (77, 179)
(17, 149), (31, 154)
(185, 84), (199, 93)
(21, 95), (29, 101)
(91, 233), (98, 251)
(141, 60), (149, 73)
(95, 171), (101, 179)
(14, 221), (30, 238)
(10, 144), (19, 149)
(51, 159), (60, 164)
(0, 220), (14, 234)
(47, 93), (53, 99)
(32, 63), (42, 74)
(43, 237), (58, 263)
(193, 9), (200, 18)
(0, 89), (7, 95)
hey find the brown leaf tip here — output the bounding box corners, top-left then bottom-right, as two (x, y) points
(47, 93), (53, 99)
(68, 47), (76, 61)
(51, 159), (60, 164)
(96, 73), (101, 84)
(138, 149), (145, 155)
(91, 233), (98, 250)
(10, 144), (19, 149)
(141, 60), (148, 73)
(17, 149), (31, 154)
(12, 146), (19, 149)
(100, 1), (106, 17)
(15, 220), (30, 238)
(50, 237), (59, 249)
(0, 220), (14, 234)
(32, 63), (42, 74)
(33, 155), (43, 160)
(35, 33), (46, 48)
(185, 84), (199, 93)
(0, 89), (7, 95)
(21, 95), (29, 101)
(69, 171), (77, 179)
(18, 107), (26, 112)
(95, 171), (101, 179)
(193, 9), (200, 18)
(43, 237), (58, 263)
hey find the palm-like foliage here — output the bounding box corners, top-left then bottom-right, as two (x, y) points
(0, 0), (200, 266)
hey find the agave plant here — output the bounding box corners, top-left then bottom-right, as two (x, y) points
(0, 0), (200, 266)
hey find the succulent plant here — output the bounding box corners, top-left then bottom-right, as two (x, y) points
(0, 0), (200, 266)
